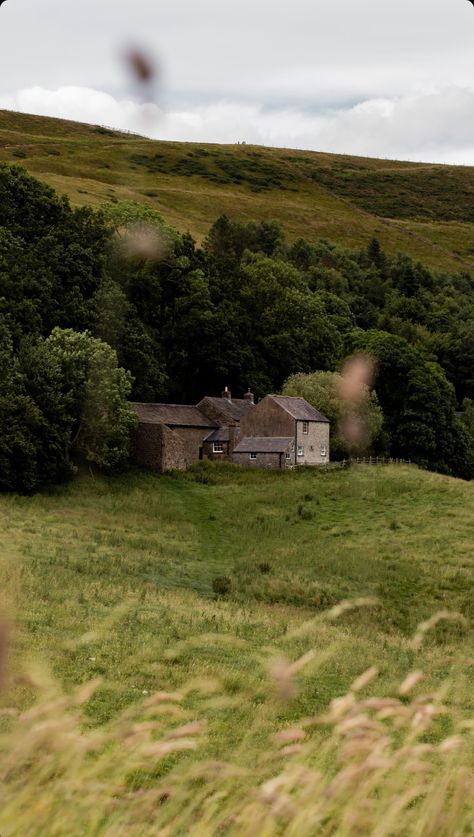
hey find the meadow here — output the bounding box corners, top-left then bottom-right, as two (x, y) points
(2, 109), (474, 272)
(0, 463), (472, 834)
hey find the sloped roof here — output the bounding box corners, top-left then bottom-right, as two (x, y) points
(131, 403), (217, 428)
(204, 427), (231, 443)
(233, 437), (294, 454)
(198, 396), (254, 422)
(269, 396), (329, 423)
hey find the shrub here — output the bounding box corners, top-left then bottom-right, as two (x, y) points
(297, 505), (314, 521)
(212, 575), (232, 597)
(258, 561), (271, 574)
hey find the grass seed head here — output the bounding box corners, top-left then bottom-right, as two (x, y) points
(0, 618), (9, 690)
(399, 671), (424, 695)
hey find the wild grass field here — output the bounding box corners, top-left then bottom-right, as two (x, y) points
(2, 109), (474, 272)
(0, 463), (473, 834)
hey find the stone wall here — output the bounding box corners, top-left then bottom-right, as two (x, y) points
(233, 451), (286, 469)
(202, 427), (240, 462)
(131, 423), (187, 472)
(131, 423), (215, 471)
(161, 425), (187, 471)
(239, 398), (294, 438)
(202, 441), (230, 461)
(172, 426), (210, 468)
(296, 421), (330, 465)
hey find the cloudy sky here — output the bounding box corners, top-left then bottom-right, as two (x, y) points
(0, 0), (474, 163)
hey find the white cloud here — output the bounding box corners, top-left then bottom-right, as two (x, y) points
(2, 84), (474, 165)
(1, 0), (474, 107)
(0, 86), (162, 135)
(1, 0), (474, 167)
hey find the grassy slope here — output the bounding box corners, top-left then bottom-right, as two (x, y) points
(1, 464), (472, 746)
(2, 109), (474, 272)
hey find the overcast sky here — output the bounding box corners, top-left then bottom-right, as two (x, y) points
(1, 0), (474, 163)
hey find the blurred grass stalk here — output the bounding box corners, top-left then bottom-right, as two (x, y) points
(0, 610), (472, 836)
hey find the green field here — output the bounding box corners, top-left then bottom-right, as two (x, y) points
(2, 109), (474, 272)
(1, 464), (473, 833)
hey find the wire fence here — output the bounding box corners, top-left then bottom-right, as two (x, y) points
(341, 457), (412, 467)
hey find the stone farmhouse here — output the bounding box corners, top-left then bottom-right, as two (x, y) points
(130, 388), (330, 472)
(236, 395), (330, 468)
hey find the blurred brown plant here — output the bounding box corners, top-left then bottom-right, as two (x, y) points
(0, 618), (9, 691)
(338, 355), (375, 406)
(337, 354), (378, 450)
(125, 49), (156, 84)
(119, 224), (170, 263)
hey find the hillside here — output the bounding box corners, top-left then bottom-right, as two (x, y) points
(1, 463), (473, 832)
(3, 464), (472, 715)
(1, 109), (474, 272)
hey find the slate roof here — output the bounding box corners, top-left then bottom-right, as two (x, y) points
(269, 396), (330, 423)
(233, 437), (294, 454)
(204, 427), (231, 443)
(131, 403), (217, 428)
(198, 396), (254, 423)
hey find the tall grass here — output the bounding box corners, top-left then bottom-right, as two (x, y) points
(0, 466), (473, 833)
(0, 608), (472, 836)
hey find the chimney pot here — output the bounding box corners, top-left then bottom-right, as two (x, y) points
(244, 388), (254, 405)
(222, 386), (232, 401)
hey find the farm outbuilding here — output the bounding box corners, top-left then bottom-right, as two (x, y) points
(232, 436), (295, 469)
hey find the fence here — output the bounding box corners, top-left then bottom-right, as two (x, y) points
(341, 457), (412, 467)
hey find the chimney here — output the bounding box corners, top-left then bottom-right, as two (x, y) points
(222, 386), (232, 401)
(244, 388), (254, 405)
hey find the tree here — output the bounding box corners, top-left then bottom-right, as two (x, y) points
(238, 254), (343, 390)
(45, 328), (137, 471)
(344, 330), (474, 478)
(0, 319), (74, 492)
(282, 369), (384, 458)
(0, 163), (109, 342)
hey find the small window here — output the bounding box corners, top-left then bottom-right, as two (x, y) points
(303, 421), (309, 435)
(250, 452), (257, 460)
(213, 442), (224, 453)
(285, 451), (292, 460)
(297, 445), (304, 457)
(320, 445), (327, 457)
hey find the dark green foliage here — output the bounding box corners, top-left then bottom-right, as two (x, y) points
(45, 328), (137, 472)
(345, 330), (474, 478)
(310, 162), (474, 222)
(0, 319), (74, 492)
(126, 149), (290, 192)
(3, 163), (474, 486)
(212, 575), (232, 597)
(297, 505), (314, 521)
(0, 163), (108, 342)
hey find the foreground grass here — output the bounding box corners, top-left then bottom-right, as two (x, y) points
(1, 109), (474, 272)
(0, 464), (473, 834)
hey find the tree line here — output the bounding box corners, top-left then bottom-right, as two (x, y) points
(2, 162), (474, 490)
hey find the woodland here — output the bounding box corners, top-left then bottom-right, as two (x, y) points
(2, 161), (474, 490)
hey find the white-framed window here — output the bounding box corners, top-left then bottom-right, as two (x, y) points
(320, 445), (327, 458)
(297, 445), (304, 457)
(302, 421), (309, 435)
(213, 442), (224, 453)
(250, 452), (257, 460)
(285, 451), (292, 460)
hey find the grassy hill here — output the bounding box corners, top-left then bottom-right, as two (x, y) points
(2, 109), (474, 273)
(1, 463), (473, 832)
